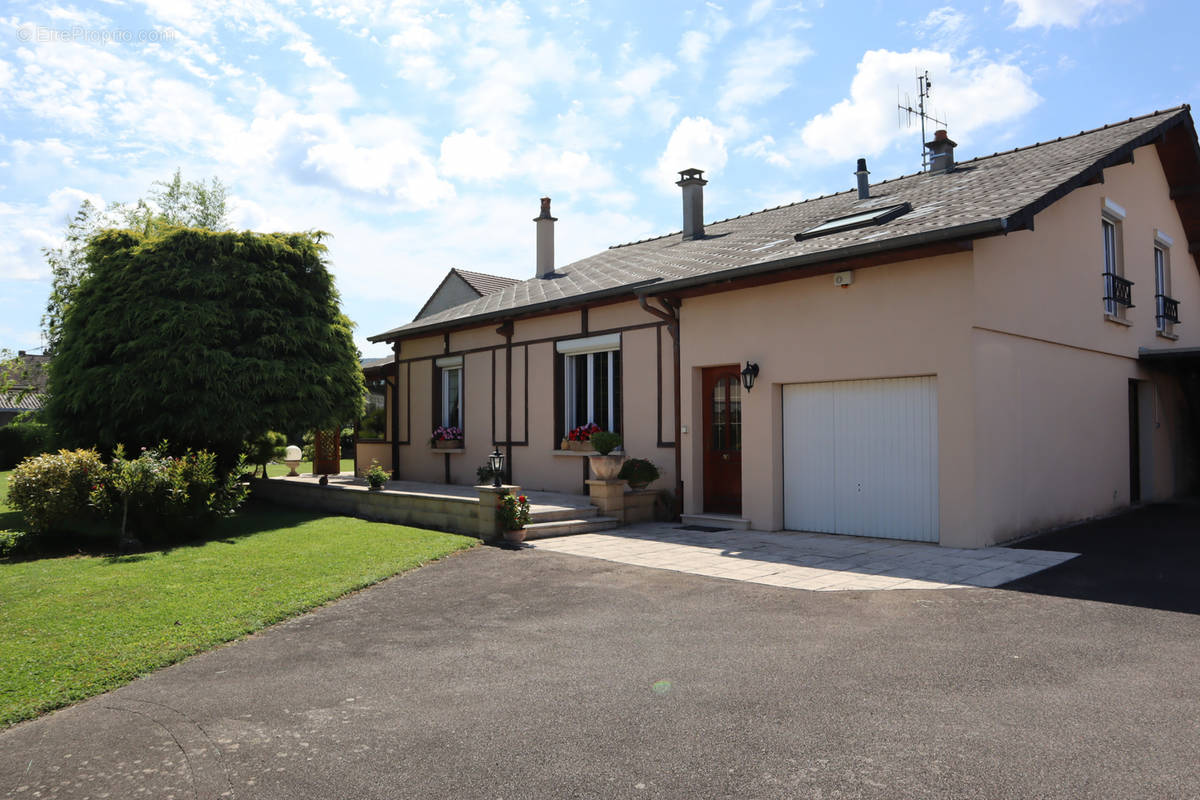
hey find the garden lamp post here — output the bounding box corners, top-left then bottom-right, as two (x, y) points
(489, 448), (505, 488)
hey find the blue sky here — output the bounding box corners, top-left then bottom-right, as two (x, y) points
(2, 0), (1197, 358)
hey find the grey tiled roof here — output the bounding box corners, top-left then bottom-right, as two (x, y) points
(370, 107), (1194, 342)
(0, 391), (44, 413)
(453, 268), (521, 296)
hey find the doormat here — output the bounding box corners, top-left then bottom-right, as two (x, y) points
(678, 524), (731, 532)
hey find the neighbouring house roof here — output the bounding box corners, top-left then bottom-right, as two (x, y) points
(453, 268), (522, 296)
(361, 355), (394, 377)
(0, 352), (49, 414)
(371, 106), (1200, 343)
(412, 267), (522, 321)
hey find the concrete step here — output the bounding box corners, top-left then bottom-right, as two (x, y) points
(523, 516), (620, 539)
(529, 504), (599, 523)
(680, 513), (751, 531)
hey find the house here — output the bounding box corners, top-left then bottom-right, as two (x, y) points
(414, 268), (521, 321)
(0, 350), (49, 427)
(359, 106), (1200, 548)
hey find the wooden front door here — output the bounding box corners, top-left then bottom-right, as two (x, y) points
(703, 365), (742, 514)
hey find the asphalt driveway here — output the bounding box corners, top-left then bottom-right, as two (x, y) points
(3, 503), (1199, 799)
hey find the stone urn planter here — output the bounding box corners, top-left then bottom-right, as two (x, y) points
(589, 454), (626, 480)
(502, 527), (527, 545)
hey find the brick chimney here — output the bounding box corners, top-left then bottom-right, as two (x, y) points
(925, 129), (957, 173)
(534, 197), (556, 278)
(676, 168), (707, 240)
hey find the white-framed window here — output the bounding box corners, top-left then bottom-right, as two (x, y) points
(435, 355), (462, 430)
(1102, 198), (1130, 319)
(556, 334), (621, 435)
(1154, 230), (1177, 335)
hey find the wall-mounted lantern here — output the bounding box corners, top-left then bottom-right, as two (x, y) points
(741, 361), (760, 393)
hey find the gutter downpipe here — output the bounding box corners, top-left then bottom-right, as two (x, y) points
(497, 321), (515, 483)
(639, 294), (683, 521)
(391, 341), (401, 481)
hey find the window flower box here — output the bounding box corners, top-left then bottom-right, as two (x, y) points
(560, 439), (595, 452)
(431, 426), (463, 449)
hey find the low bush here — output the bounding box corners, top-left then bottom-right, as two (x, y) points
(7, 449), (104, 533)
(618, 458), (661, 489)
(89, 445), (248, 544)
(0, 421), (54, 469)
(0, 529), (30, 558)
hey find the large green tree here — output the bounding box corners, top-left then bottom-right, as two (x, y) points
(42, 170), (229, 352)
(46, 227), (364, 468)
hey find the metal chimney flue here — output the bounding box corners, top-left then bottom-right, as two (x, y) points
(676, 168), (707, 240)
(533, 196), (556, 278)
(855, 158), (870, 199)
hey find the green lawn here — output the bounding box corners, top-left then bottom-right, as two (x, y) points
(0, 468), (475, 727)
(264, 457), (355, 478)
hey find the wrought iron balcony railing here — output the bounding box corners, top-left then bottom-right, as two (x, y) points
(1104, 272), (1134, 309)
(1156, 293), (1181, 324)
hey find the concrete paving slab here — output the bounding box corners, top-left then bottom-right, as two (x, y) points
(532, 523), (1078, 591)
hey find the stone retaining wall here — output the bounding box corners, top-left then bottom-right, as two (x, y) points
(250, 479), (481, 536)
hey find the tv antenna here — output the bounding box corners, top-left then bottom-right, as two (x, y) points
(897, 70), (947, 171)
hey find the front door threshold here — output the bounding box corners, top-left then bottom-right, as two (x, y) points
(681, 513), (751, 531)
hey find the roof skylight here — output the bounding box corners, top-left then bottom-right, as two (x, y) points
(794, 202), (912, 242)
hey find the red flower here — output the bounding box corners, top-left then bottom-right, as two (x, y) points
(518, 495), (526, 502)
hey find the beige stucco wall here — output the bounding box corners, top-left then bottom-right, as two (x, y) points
(969, 143), (1197, 544)
(382, 300), (676, 495)
(679, 251), (978, 545)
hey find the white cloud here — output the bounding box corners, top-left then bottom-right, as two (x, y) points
(615, 55), (676, 97)
(717, 34), (813, 112)
(1005, 0), (1132, 28)
(913, 6), (971, 50)
(737, 135), (791, 168)
(678, 4), (732, 68)
(798, 48), (1041, 161)
(678, 30), (710, 65)
(747, 0), (774, 23)
(439, 129), (516, 181)
(653, 116), (728, 189)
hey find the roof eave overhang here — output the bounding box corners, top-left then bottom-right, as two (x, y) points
(368, 278), (663, 344)
(637, 218), (1010, 298)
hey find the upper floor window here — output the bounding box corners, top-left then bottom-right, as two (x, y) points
(1102, 199), (1132, 319)
(434, 355), (462, 430)
(556, 333), (622, 437)
(1154, 230), (1179, 336)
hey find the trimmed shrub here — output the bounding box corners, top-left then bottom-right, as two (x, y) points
(7, 449), (104, 533)
(589, 431), (622, 456)
(0, 421), (54, 469)
(618, 458), (661, 489)
(244, 430), (287, 478)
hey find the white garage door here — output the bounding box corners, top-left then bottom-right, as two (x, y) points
(783, 377), (938, 542)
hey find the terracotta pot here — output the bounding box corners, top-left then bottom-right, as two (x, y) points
(589, 454), (626, 480)
(434, 439), (463, 449)
(503, 527), (527, 544)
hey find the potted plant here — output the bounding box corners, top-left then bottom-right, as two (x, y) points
(561, 422), (601, 451)
(618, 458), (660, 490)
(497, 492), (531, 544)
(587, 431), (624, 480)
(365, 461), (389, 491)
(431, 425), (463, 449)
